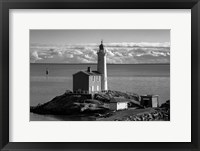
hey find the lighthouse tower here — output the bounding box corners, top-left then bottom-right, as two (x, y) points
(97, 40), (108, 91)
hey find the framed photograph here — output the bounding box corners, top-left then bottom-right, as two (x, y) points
(0, 0), (199, 150)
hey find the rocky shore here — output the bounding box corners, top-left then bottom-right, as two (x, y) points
(30, 90), (170, 121)
(98, 107), (170, 121)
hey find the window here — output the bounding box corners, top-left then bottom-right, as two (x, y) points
(92, 76), (95, 81)
(97, 85), (99, 91)
(97, 76), (100, 81)
(91, 86), (94, 92)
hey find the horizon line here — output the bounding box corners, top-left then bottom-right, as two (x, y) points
(30, 63), (170, 65)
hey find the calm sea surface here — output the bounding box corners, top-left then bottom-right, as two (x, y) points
(30, 64), (170, 121)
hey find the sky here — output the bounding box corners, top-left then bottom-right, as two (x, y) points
(30, 30), (169, 44)
(30, 30), (170, 64)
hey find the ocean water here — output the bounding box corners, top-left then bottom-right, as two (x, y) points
(30, 64), (170, 121)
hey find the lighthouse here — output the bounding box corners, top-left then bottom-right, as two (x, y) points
(97, 40), (108, 91)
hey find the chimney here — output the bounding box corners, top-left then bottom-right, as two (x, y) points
(87, 67), (91, 72)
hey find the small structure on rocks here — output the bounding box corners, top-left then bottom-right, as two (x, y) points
(110, 97), (129, 110)
(140, 95), (159, 108)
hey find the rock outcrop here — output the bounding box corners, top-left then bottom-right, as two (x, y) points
(30, 90), (170, 121)
(31, 93), (109, 115)
(30, 90), (140, 115)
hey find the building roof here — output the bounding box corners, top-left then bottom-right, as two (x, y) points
(110, 97), (130, 103)
(141, 95), (159, 97)
(73, 70), (101, 76)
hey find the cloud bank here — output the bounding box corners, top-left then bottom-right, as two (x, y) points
(30, 42), (170, 64)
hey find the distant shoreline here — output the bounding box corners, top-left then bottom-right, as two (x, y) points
(30, 63), (170, 65)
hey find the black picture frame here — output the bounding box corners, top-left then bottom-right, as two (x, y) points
(0, 0), (199, 151)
